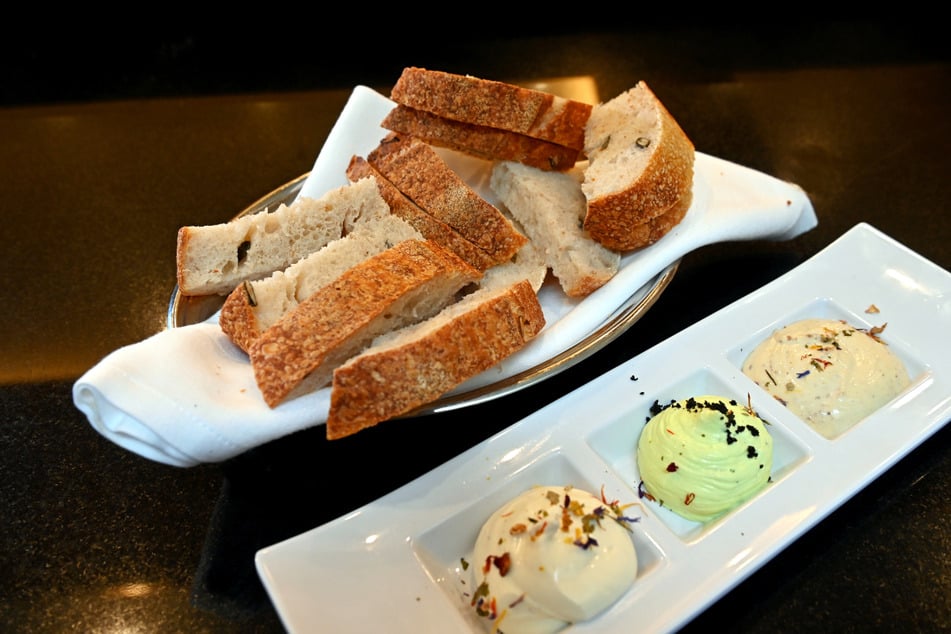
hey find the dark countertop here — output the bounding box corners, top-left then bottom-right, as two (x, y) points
(2, 19), (949, 633)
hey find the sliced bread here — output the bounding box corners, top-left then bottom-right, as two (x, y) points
(381, 104), (580, 171)
(248, 239), (482, 408)
(219, 213), (423, 352)
(346, 155), (497, 271)
(326, 279), (545, 439)
(614, 187), (693, 250)
(389, 67), (592, 151)
(367, 133), (528, 264)
(490, 160), (621, 297)
(581, 81), (695, 251)
(477, 231), (548, 294)
(176, 176), (390, 296)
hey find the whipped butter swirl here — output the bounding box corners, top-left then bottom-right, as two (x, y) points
(742, 318), (910, 438)
(468, 485), (639, 634)
(636, 395), (774, 523)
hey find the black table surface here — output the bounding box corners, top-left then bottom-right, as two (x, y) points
(2, 19), (949, 633)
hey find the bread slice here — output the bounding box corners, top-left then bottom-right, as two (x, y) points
(390, 67), (592, 150)
(326, 279), (545, 439)
(346, 155), (497, 271)
(219, 213), (424, 352)
(581, 81), (695, 251)
(615, 187), (693, 251)
(176, 177), (390, 296)
(490, 160), (620, 297)
(367, 133), (527, 264)
(477, 232), (548, 294)
(381, 104), (580, 171)
(248, 239), (481, 408)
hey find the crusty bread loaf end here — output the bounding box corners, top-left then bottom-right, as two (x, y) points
(581, 81), (695, 251)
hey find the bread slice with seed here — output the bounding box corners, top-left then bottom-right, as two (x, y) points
(490, 160), (620, 297)
(367, 133), (528, 265)
(219, 213), (423, 352)
(326, 279), (545, 439)
(176, 177), (390, 296)
(389, 67), (592, 151)
(581, 81), (695, 251)
(248, 239), (481, 408)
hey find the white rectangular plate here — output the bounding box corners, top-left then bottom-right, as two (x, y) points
(255, 222), (951, 633)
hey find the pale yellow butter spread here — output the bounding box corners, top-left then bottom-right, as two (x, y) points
(636, 395), (773, 523)
(742, 318), (910, 438)
(468, 485), (638, 634)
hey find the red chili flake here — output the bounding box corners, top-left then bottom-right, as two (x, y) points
(492, 552), (511, 577)
(684, 492), (696, 506)
(531, 521), (548, 540)
(509, 523), (527, 535)
(666, 462), (678, 472)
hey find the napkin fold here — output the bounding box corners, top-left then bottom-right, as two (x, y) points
(73, 86), (817, 467)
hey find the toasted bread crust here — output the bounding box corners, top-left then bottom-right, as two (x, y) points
(381, 105), (580, 171)
(367, 133), (527, 263)
(582, 81), (695, 250)
(220, 282), (259, 352)
(249, 239), (481, 408)
(390, 67), (592, 150)
(346, 156), (496, 271)
(599, 187), (693, 252)
(326, 279), (545, 439)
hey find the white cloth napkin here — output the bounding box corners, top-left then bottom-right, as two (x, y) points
(73, 86), (818, 467)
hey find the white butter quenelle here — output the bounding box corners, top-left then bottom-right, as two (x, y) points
(468, 485), (639, 634)
(743, 318), (911, 439)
